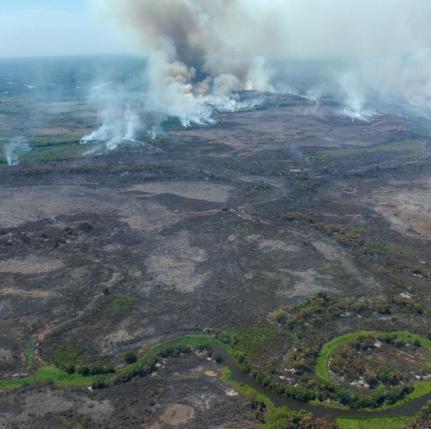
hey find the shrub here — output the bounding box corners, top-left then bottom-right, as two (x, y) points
(92, 377), (108, 390)
(64, 364), (75, 374)
(78, 367), (90, 376)
(123, 351), (138, 364)
(214, 355), (224, 364)
(414, 339), (422, 347)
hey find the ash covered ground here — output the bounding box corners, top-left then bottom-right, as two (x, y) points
(0, 70), (431, 428)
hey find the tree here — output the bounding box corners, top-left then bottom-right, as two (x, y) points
(123, 351), (138, 364)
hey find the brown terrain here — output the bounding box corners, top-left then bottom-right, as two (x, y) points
(0, 93), (430, 428)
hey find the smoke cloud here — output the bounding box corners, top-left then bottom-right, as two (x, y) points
(86, 0), (431, 146)
(4, 137), (31, 166)
(80, 80), (145, 151)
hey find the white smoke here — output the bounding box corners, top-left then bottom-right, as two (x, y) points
(80, 79), (146, 151)
(81, 105), (143, 151)
(87, 0), (431, 143)
(338, 73), (375, 122)
(144, 49), (214, 127)
(4, 137), (31, 166)
(83, 0), (281, 148)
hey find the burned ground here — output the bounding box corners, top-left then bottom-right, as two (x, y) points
(0, 94), (430, 427)
(0, 354), (258, 429)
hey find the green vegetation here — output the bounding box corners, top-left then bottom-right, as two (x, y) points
(112, 335), (220, 385)
(160, 116), (187, 131)
(100, 295), (133, 316)
(269, 308), (289, 324)
(123, 350), (138, 364)
(0, 335), (218, 391)
(2, 292), (431, 425)
(51, 345), (84, 369)
(317, 331), (431, 382)
(221, 366), (275, 411)
(336, 417), (412, 429)
(222, 366), (416, 429)
(363, 241), (412, 258)
(24, 338), (36, 370)
(221, 367), (329, 429)
(74, 415), (92, 428)
(230, 324), (279, 361)
(48, 344), (114, 377)
(407, 401), (431, 428)
(316, 331), (431, 409)
(322, 224), (413, 259)
(0, 366), (98, 390)
(1, 330), (430, 428)
(264, 408), (314, 429)
(222, 296), (430, 410)
(0, 135), (89, 165)
(22, 141), (87, 163)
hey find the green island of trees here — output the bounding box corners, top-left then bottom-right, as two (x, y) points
(315, 331), (431, 408)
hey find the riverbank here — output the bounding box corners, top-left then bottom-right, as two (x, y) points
(1, 333), (430, 428)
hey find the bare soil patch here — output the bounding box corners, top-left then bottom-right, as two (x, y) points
(0, 255), (64, 275)
(130, 181), (233, 203)
(34, 127), (72, 136)
(0, 288), (53, 299)
(147, 231), (208, 292)
(0, 185), (182, 232)
(369, 179), (431, 240)
(159, 403), (195, 426)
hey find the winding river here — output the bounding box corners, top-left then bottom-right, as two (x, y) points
(214, 345), (431, 419)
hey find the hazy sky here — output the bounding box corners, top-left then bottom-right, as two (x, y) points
(0, 0), (132, 58)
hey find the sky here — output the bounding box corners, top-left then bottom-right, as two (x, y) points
(0, 0), (133, 58)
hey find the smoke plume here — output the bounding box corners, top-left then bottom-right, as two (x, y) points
(81, 80), (144, 151)
(87, 0), (431, 146)
(108, 0), (279, 96)
(4, 137), (31, 166)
